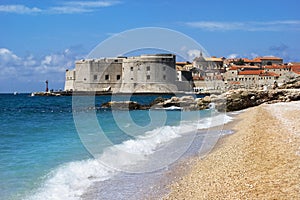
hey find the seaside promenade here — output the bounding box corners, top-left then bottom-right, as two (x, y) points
(164, 101), (300, 199)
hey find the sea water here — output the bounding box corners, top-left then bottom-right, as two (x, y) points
(0, 94), (232, 200)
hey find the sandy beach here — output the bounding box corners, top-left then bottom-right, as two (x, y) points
(164, 101), (300, 199)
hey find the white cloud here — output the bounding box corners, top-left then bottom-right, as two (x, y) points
(41, 55), (52, 65)
(186, 21), (244, 31)
(187, 49), (201, 60)
(49, 1), (121, 14)
(0, 48), (81, 79)
(250, 53), (259, 59)
(0, 48), (21, 64)
(227, 53), (239, 59)
(49, 6), (92, 14)
(0, 5), (41, 14)
(185, 20), (300, 31)
(64, 1), (120, 7)
(0, 1), (121, 15)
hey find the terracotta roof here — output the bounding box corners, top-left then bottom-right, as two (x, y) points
(238, 70), (264, 75)
(263, 65), (290, 69)
(256, 56), (283, 61)
(243, 58), (261, 63)
(238, 70), (280, 76)
(229, 81), (241, 85)
(291, 65), (300, 74)
(193, 76), (205, 81)
(229, 65), (260, 70)
(228, 66), (239, 70)
(176, 62), (191, 65)
(259, 72), (280, 77)
(290, 62), (300, 65)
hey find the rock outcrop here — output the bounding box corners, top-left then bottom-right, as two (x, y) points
(212, 89), (300, 112)
(279, 77), (300, 89)
(100, 89), (300, 112)
(101, 101), (148, 110)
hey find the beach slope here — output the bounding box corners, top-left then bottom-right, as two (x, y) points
(165, 101), (300, 199)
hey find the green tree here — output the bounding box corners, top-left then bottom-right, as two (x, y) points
(234, 59), (245, 65)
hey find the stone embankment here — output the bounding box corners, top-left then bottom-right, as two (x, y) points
(101, 74), (300, 112)
(101, 89), (300, 112)
(211, 89), (300, 112)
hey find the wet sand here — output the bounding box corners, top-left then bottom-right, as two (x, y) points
(164, 101), (300, 199)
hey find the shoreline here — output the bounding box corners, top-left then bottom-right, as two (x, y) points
(163, 101), (300, 199)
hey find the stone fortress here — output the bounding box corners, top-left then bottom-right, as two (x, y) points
(64, 54), (193, 93)
(64, 52), (300, 94)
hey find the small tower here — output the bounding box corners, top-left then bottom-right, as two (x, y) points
(45, 80), (49, 92)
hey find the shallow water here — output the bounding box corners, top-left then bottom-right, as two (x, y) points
(0, 94), (232, 200)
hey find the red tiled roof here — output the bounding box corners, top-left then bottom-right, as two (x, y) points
(238, 70), (280, 76)
(256, 56), (283, 61)
(193, 76), (205, 81)
(259, 72), (280, 77)
(238, 70), (264, 75)
(176, 62), (191, 65)
(229, 81), (241, 85)
(252, 58), (262, 62)
(291, 65), (300, 74)
(229, 65), (260, 70)
(228, 66), (239, 70)
(263, 65), (290, 69)
(243, 58), (261, 63)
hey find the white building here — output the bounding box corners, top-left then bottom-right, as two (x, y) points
(64, 54), (190, 93)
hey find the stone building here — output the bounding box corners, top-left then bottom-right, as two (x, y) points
(65, 58), (123, 92)
(120, 54), (177, 93)
(64, 54), (188, 93)
(257, 56), (283, 66)
(263, 65), (291, 76)
(193, 52), (224, 70)
(224, 66), (280, 89)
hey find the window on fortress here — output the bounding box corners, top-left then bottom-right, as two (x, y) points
(163, 66), (166, 71)
(130, 67), (133, 71)
(147, 66), (150, 71)
(163, 75), (166, 80)
(147, 75), (150, 80)
(116, 75), (121, 80)
(105, 75), (109, 80)
(94, 75), (97, 81)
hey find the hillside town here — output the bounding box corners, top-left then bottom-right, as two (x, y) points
(62, 52), (300, 94)
(177, 52), (300, 92)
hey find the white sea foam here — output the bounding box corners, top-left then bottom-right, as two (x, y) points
(26, 159), (116, 200)
(25, 112), (233, 200)
(197, 113), (233, 129)
(162, 106), (182, 110)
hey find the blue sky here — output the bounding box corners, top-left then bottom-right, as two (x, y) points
(0, 0), (300, 92)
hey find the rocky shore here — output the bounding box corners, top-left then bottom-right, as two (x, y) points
(101, 89), (300, 112)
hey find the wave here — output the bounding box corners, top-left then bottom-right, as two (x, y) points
(25, 112), (233, 200)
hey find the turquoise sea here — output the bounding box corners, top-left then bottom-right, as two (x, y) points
(0, 94), (233, 200)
